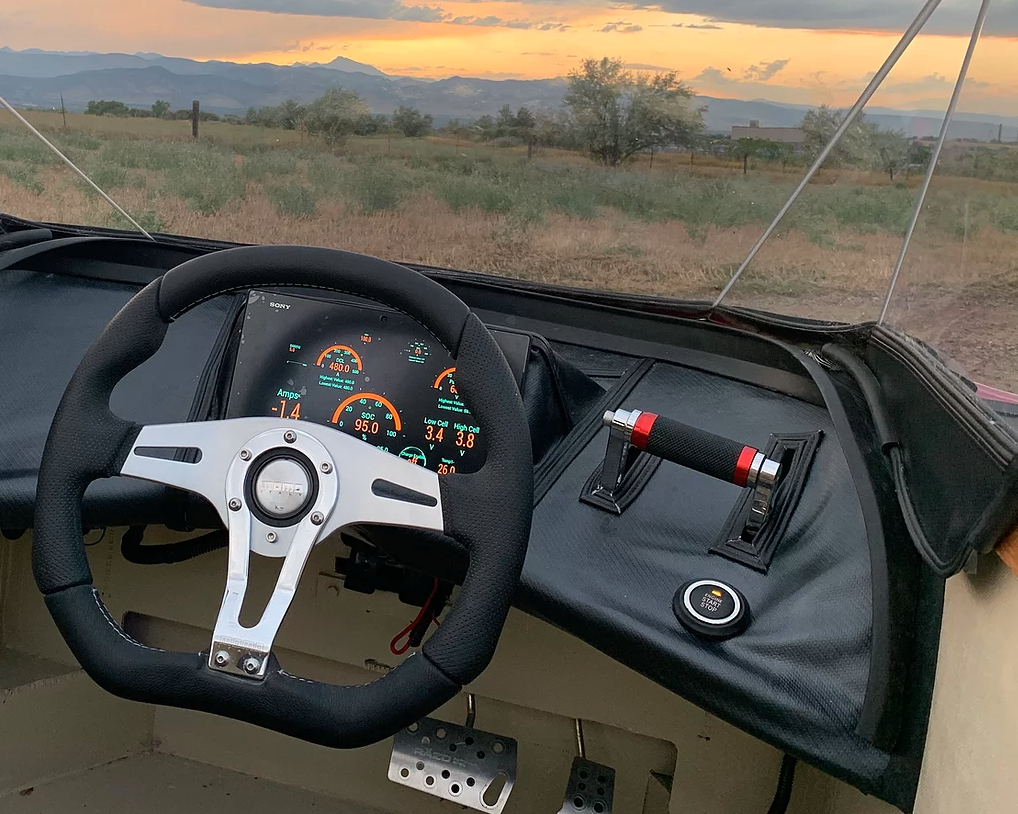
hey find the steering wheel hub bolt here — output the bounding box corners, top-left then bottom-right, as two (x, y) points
(265, 531), (278, 543)
(283, 430), (297, 444)
(240, 449), (251, 461)
(213, 650), (231, 667)
(310, 511), (324, 525)
(228, 498), (242, 512)
(242, 656), (261, 675)
(321, 462), (332, 474)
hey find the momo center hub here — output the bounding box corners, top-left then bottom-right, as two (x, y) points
(245, 449), (318, 526)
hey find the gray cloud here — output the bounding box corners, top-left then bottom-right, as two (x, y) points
(626, 62), (677, 71)
(600, 21), (644, 32)
(883, 71), (992, 93)
(694, 66), (731, 84)
(448, 15), (567, 29)
(185, 0), (573, 28)
(743, 58), (790, 81)
(280, 40), (333, 51)
(685, 23), (721, 29)
(184, 0), (445, 21)
(645, 0), (1018, 37)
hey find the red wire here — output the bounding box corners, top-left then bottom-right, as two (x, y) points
(389, 578), (440, 656)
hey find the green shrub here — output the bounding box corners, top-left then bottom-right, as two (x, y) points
(0, 160), (44, 193)
(348, 161), (409, 213)
(243, 151), (300, 181)
(88, 165), (128, 190)
(165, 148), (244, 214)
(266, 181), (317, 218)
(0, 128), (59, 165)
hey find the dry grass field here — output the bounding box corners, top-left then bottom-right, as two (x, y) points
(2, 109), (1017, 390)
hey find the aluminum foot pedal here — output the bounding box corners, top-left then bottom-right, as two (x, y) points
(389, 716), (517, 812)
(556, 757), (615, 814)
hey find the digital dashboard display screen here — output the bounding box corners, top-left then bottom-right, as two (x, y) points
(226, 290), (529, 476)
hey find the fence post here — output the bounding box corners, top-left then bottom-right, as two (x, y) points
(60, 93), (67, 129)
(192, 100), (200, 139)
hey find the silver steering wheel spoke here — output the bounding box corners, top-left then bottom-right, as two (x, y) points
(118, 417), (444, 680)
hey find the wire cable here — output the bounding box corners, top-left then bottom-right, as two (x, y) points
(710, 0), (945, 309)
(0, 93), (155, 240)
(878, 0), (993, 323)
(766, 755), (797, 814)
(389, 578), (440, 656)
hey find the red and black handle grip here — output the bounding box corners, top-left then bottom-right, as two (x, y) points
(605, 409), (767, 488)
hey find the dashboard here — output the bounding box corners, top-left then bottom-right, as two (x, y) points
(225, 290), (530, 475)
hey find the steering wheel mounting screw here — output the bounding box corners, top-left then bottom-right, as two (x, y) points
(240, 449), (251, 461)
(228, 498), (242, 512)
(284, 430), (297, 444)
(242, 656), (261, 675)
(311, 511), (324, 525)
(265, 531), (278, 543)
(213, 650), (230, 668)
(321, 462), (332, 474)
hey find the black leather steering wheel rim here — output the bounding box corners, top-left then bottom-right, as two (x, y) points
(32, 244), (534, 748)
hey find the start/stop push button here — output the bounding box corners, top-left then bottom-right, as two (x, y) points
(673, 579), (749, 640)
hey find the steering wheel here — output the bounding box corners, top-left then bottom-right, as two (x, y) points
(32, 245), (534, 748)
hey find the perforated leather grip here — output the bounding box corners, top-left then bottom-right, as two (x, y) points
(630, 413), (759, 487)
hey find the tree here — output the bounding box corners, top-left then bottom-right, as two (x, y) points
(871, 129), (910, 181)
(151, 100), (171, 118)
(85, 100), (131, 117)
(906, 140), (933, 175)
(731, 137), (791, 173)
(515, 106), (536, 131)
(304, 89), (370, 145)
(277, 98), (305, 131)
(352, 112), (389, 136)
(532, 109), (578, 150)
(473, 115), (496, 140)
(563, 57), (704, 166)
(800, 105), (876, 170)
(392, 106), (433, 138)
(495, 104), (516, 137)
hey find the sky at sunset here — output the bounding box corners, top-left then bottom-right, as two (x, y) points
(3, 0), (1016, 113)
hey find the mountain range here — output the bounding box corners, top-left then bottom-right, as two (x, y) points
(1, 47), (1016, 141)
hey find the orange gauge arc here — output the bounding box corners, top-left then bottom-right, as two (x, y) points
(331, 393), (402, 431)
(316, 344), (363, 370)
(434, 367), (456, 389)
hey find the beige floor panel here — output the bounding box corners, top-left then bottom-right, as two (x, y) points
(0, 651), (152, 798)
(1, 753), (385, 813)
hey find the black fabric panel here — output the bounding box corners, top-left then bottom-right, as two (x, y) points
(157, 245), (471, 354)
(0, 236), (201, 285)
(45, 585), (460, 749)
(0, 228), (53, 251)
(33, 280), (168, 593)
(519, 362), (894, 792)
(431, 314), (534, 685)
(0, 270), (236, 529)
(802, 350), (919, 752)
(867, 332), (1018, 574)
(644, 415), (751, 483)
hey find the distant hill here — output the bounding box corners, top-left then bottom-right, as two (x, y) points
(698, 95), (1018, 141)
(0, 46), (383, 79)
(296, 55), (388, 75)
(1, 46), (1015, 139)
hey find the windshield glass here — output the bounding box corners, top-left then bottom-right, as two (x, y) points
(1, 0), (1015, 390)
